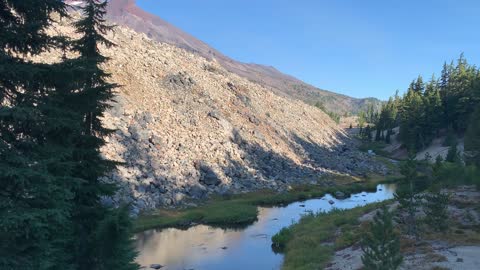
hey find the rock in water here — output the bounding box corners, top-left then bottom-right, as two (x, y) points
(334, 191), (346, 199)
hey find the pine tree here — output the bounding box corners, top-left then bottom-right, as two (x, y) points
(394, 156), (419, 238)
(423, 191), (450, 232)
(414, 75), (425, 94)
(465, 107), (480, 166)
(69, 1), (138, 269)
(0, 1), (76, 269)
(385, 129), (392, 144)
(361, 206), (403, 270)
(445, 143), (459, 163)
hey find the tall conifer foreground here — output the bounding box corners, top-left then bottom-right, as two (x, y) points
(1, 0), (138, 269)
(0, 1), (76, 269)
(361, 207), (403, 270)
(69, 1), (138, 269)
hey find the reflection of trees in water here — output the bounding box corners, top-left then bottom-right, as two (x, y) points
(382, 184), (398, 194)
(135, 225), (244, 266)
(135, 185), (398, 268)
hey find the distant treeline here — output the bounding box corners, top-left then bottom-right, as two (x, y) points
(359, 54), (480, 165)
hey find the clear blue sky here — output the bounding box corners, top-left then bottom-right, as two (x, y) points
(137, 0), (480, 100)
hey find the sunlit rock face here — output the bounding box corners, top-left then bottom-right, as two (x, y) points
(34, 12), (386, 212)
(101, 0), (382, 115)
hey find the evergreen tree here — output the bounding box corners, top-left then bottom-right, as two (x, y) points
(383, 54), (480, 154)
(0, 1), (77, 269)
(465, 107), (480, 167)
(445, 143), (459, 163)
(394, 156), (419, 238)
(398, 88), (424, 152)
(413, 75), (425, 94)
(68, 1), (138, 269)
(385, 129), (392, 144)
(423, 191), (450, 232)
(361, 206), (403, 270)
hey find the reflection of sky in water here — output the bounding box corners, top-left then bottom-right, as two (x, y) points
(135, 184), (396, 270)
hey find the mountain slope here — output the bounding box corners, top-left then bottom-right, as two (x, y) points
(101, 0), (381, 114)
(37, 16), (385, 212)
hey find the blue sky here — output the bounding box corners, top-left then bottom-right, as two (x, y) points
(137, 0), (480, 100)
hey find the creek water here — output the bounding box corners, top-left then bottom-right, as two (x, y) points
(135, 184), (396, 270)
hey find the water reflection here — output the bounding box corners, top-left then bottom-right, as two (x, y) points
(135, 184), (396, 270)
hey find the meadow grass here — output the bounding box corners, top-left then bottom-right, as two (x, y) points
(133, 173), (400, 232)
(271, 202), (390, 270)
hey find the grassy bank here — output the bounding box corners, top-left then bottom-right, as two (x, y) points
(271, 201), (390, 270)
(134, 174), (400, 233)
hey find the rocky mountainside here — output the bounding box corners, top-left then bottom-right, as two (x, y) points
(87, 0), (381, 115)
(38, 14), (385, 214)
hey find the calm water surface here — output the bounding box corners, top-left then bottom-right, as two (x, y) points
(135, 184), (396, 270)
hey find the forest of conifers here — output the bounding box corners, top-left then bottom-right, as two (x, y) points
(361, 54), (480, 165)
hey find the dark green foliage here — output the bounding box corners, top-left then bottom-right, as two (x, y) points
(423, 191), (450, 232)
(371, 54), (480, 153)
(68, 1), (138, 269)
(385, 129), (392, 144)
(361, 206), (403, 270)
(430, 162), (480, 190)
(465, 107), (480, 166)
(443, 128), (455, 146)
(94, 206), (139, 270)
(0, 1), (76, 269)
(400, 155), (418, 181)
(1, 1), (138, 269)
(445, 143), (460, 163)
(394, 185), (419, 237)
(394, 156), (419, 237)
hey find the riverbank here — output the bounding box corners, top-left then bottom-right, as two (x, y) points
(274, 185), (480, 270)
(134, 173), (400, 232)
(271, 201), (391, 270)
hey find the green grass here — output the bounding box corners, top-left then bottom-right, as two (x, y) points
(134, 200), (259, 232)
(271, 201), (390, 270)
(134, 174), (396, 232)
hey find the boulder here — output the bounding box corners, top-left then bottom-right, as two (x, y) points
(174, 192), (185, 203)
(334, 191), (347, 199)
(188, 184), (207, 199)
(208, 110), (222, 120)
(199, 166), (221, 186)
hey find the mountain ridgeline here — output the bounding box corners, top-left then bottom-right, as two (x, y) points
(99, 0), (381, 115)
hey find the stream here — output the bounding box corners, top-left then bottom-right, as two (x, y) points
(135, 184), (396, 270)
